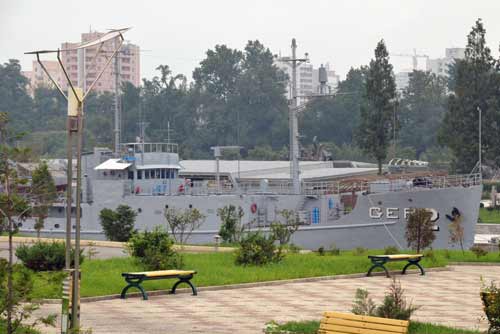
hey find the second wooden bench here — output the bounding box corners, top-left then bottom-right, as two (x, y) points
(367, 254), (424, 277)
(319, 311), (409, 334)
(121, 270), (197, 300)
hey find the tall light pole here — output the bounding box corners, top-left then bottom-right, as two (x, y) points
(478, 106), (482, 179)
(26, 28), (129, 332)
(276, 39), (309, 194)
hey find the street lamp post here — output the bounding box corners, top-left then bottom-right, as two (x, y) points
(25, 28), (129, 332)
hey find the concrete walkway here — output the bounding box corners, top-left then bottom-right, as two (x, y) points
(33, 265), (493, 333)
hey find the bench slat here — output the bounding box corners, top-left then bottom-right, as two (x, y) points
(323, 312), (409, 327)
(321, 318), (408, 333)
(319, 323), (402, 334)
(369, 254), (422, 260)
(124, 270), (195, 278)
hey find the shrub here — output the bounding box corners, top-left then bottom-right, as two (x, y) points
(383, 246), (399, 255)
(329, 244), (341, 256)
(0, 259), (57, 333)
(127, 227), (183, 270)
(470, 245), (488, 258)
(351, 288), (376, 316)
(15, 241), (84, 272)
(317, 246), (325, 256)
(351, 278), (419, 321)
(235, 232), (283, 266)
(217, 205), (245, 243)
(353, 247), (367, 256)
(376, 278), (419, 320)
(481, 278), (500, 333)
(99, 205), (137, 242)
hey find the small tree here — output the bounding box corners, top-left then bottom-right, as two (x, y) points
(405, 208), (435, 253)
(0, 112), (56, 334)
(31, 161), (57, 238)
(449, 214), (465, 254)
(270, 209), (300, 246)
(99, 205), (137, 242)
(217, 205), (245, 243)
(164, 207), (206, 245)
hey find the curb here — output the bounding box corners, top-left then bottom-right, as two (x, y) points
(448, 262), (500, 266)
(34, 266), (450, 305)
(0, 236), (236, 253)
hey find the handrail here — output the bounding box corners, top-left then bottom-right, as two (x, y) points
(130, 173), (481, 196)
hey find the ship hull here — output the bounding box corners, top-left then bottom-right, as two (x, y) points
(22, 183), (481, 250)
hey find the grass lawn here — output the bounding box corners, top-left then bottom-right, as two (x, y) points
(29, 249), (500, 299)
(479, 207), (500, 224)
(265, 320), (480, 334)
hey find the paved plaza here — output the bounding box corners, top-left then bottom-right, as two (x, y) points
(33, 264), (493, 333)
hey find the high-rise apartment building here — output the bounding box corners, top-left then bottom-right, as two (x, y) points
(60, 31), (140, 93)
(22, 60), (65, 95)
(23, 30), (140, 94)
(275, 60), (338, 103)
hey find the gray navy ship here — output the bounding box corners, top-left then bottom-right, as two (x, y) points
(19, 140), (482, 250)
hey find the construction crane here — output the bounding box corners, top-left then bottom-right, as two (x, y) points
(391, 48), (429, 71)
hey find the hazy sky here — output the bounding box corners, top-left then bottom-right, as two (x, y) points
(2, 0), (500, 81)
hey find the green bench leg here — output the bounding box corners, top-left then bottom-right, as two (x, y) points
(367, 263), (390, 278)
(171, 276), (197, 296)
(402, 260), (425, 275)
(121, 279), (148, 300)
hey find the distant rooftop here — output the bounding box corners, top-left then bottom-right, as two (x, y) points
(178, 160), (377, 182)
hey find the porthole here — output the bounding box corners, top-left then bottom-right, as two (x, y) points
(17, 222), (23, 228)
(408, 198), (413, 202)
(189, 204), (193, 209)
(165, 205), (169, 209)
(138, 208), (142, 213)
(377, 201), (382, 205)
(54, 224), (60, 229)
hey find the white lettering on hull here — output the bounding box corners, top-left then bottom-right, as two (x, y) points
(369, 207), (439, 222)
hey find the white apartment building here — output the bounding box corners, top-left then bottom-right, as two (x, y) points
(275, 60), (339, 103)
(426, 47), (466, 77)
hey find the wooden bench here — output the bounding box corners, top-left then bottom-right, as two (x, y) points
(367, 254), (424, 278)
(319, 311), (409, 334)
(121, 270), (197, 300)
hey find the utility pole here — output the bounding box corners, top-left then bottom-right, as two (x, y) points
(478, 106), (482, 179)
(276, 39), (309, 194)
(113, 40), (121, 155)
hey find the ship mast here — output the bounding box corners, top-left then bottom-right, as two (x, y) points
(277, 39), (309, 194)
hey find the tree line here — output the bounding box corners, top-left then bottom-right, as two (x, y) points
(0, 19), (498, 173)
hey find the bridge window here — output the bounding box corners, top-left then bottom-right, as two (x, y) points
(137, 170), (142, 179)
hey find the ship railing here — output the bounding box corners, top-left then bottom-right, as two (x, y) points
(129, 173), (481, 196)
(121, 142), (178, 154)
